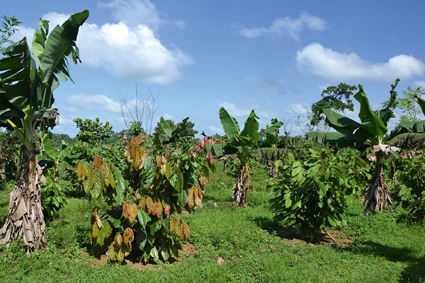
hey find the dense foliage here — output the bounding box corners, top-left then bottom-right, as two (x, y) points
(73, 118), (114, 144)
(269, 145), (370, 236)
(76, 117), (215, 263)
(394, 154), (425, 218)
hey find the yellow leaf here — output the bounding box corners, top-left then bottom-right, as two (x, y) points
(187, 187), (195, 211)
(95, 215), (102, 229)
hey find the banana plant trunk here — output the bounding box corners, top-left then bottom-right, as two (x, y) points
(232, 162), (252, 208)
(363, 147), (393, 215)
(0, 152), (5, 181)
(0, 143), (48, 252)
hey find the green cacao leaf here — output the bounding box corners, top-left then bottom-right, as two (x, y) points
(135, 229), (147, 250)
(173, 168), (184, 193)
(96, 219), (112, 246)
(161, 239), (170, 261)
(113, 168), (125, 204)
(137, 208), (151, 229)
(165, 161), (171, 180)
(83, 178), (90, 194)
(177, 189), (187, 207)
(88, 167), (94, 188)
(150, 246), (159, 263)
(91, 170), (102, 199)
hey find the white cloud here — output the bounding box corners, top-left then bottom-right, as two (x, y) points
(41, 6), (191, 84)
(98, 0), (185, 31)
(65, 93), (122, 113)
(9, 26), (35, 45)
(414, 81), (425, 88)
(207, 125), (224, 135)
(218, 102), (252, 118)
(284, 103), (310, 115)
(296, 43), (425, 81)
(57, 117), (75, 127)
(238, 12), (326, 40)
(162, 113), (175, 121)
(98, 0), (163, 30)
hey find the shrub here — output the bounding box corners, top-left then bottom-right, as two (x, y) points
(76, 124), (214, 263)
(269, 146), (368, 236)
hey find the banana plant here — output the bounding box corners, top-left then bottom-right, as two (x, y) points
(308, 79), (401, 214)
(387, 95), (425, 147)
(215, 107), (282, 207)
(0, 10), (89, 251)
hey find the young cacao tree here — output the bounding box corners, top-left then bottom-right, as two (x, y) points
(76, 117), (215, 263)
(308, 79), (401, 214)
(0, 10), (89, 251)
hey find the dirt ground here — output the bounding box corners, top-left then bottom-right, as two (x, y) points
(82, 228), (354, 271)
(82, 242), (197, 271)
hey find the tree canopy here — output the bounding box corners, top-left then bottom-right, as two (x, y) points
(310, 83), (358, 127)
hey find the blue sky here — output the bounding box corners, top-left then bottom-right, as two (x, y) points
(3, 0), (425, 137)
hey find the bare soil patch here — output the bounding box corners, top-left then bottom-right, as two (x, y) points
(276, 227), (355, 247)
(81, 242), (196, 271)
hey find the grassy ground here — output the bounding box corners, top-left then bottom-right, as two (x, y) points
(0, 162), (424, 282)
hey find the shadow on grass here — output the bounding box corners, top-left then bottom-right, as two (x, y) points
(65, 187), (86, 198)
(253, 216), (342, 245)
(339, 240), (425, 282)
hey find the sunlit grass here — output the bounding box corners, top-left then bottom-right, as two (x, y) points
(0, 162), (424, 282)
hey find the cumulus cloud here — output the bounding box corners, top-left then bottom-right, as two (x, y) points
(98, 0), (185, 31)
(296, 43), (425, 81)
(238, 12), (326, 40)
(218, 102), (252, 118)
(65, 93), (122, 113)
(98, 0), (163, 30)
(41, 3), (191, 84)
(9, 25), (35, 45)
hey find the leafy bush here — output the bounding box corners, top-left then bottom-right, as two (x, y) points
(393, 154), (425, 218)
(73, 118), (113, 144)
(269, 146), (368, 235)
(76, 117), (215, 263)
(40, 167), (68, 220)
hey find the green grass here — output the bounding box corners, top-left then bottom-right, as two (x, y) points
(0, 163), (424, 282)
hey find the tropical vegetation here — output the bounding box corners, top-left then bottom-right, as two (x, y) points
(0, 9), (425, 283)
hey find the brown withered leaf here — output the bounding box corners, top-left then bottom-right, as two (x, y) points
(183, 223), (190, 240)
(146, 197), (153, 215)
(95, 215), (102, 229)
(195, 187), (202, 207)
(127, 203), (138, 225)
(151, 199), (158, 216)
(94, 155), (101, 169)
(123, 202), (129, 219)
(164, 203), (171, 217)
(123, 228), (134, 245)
